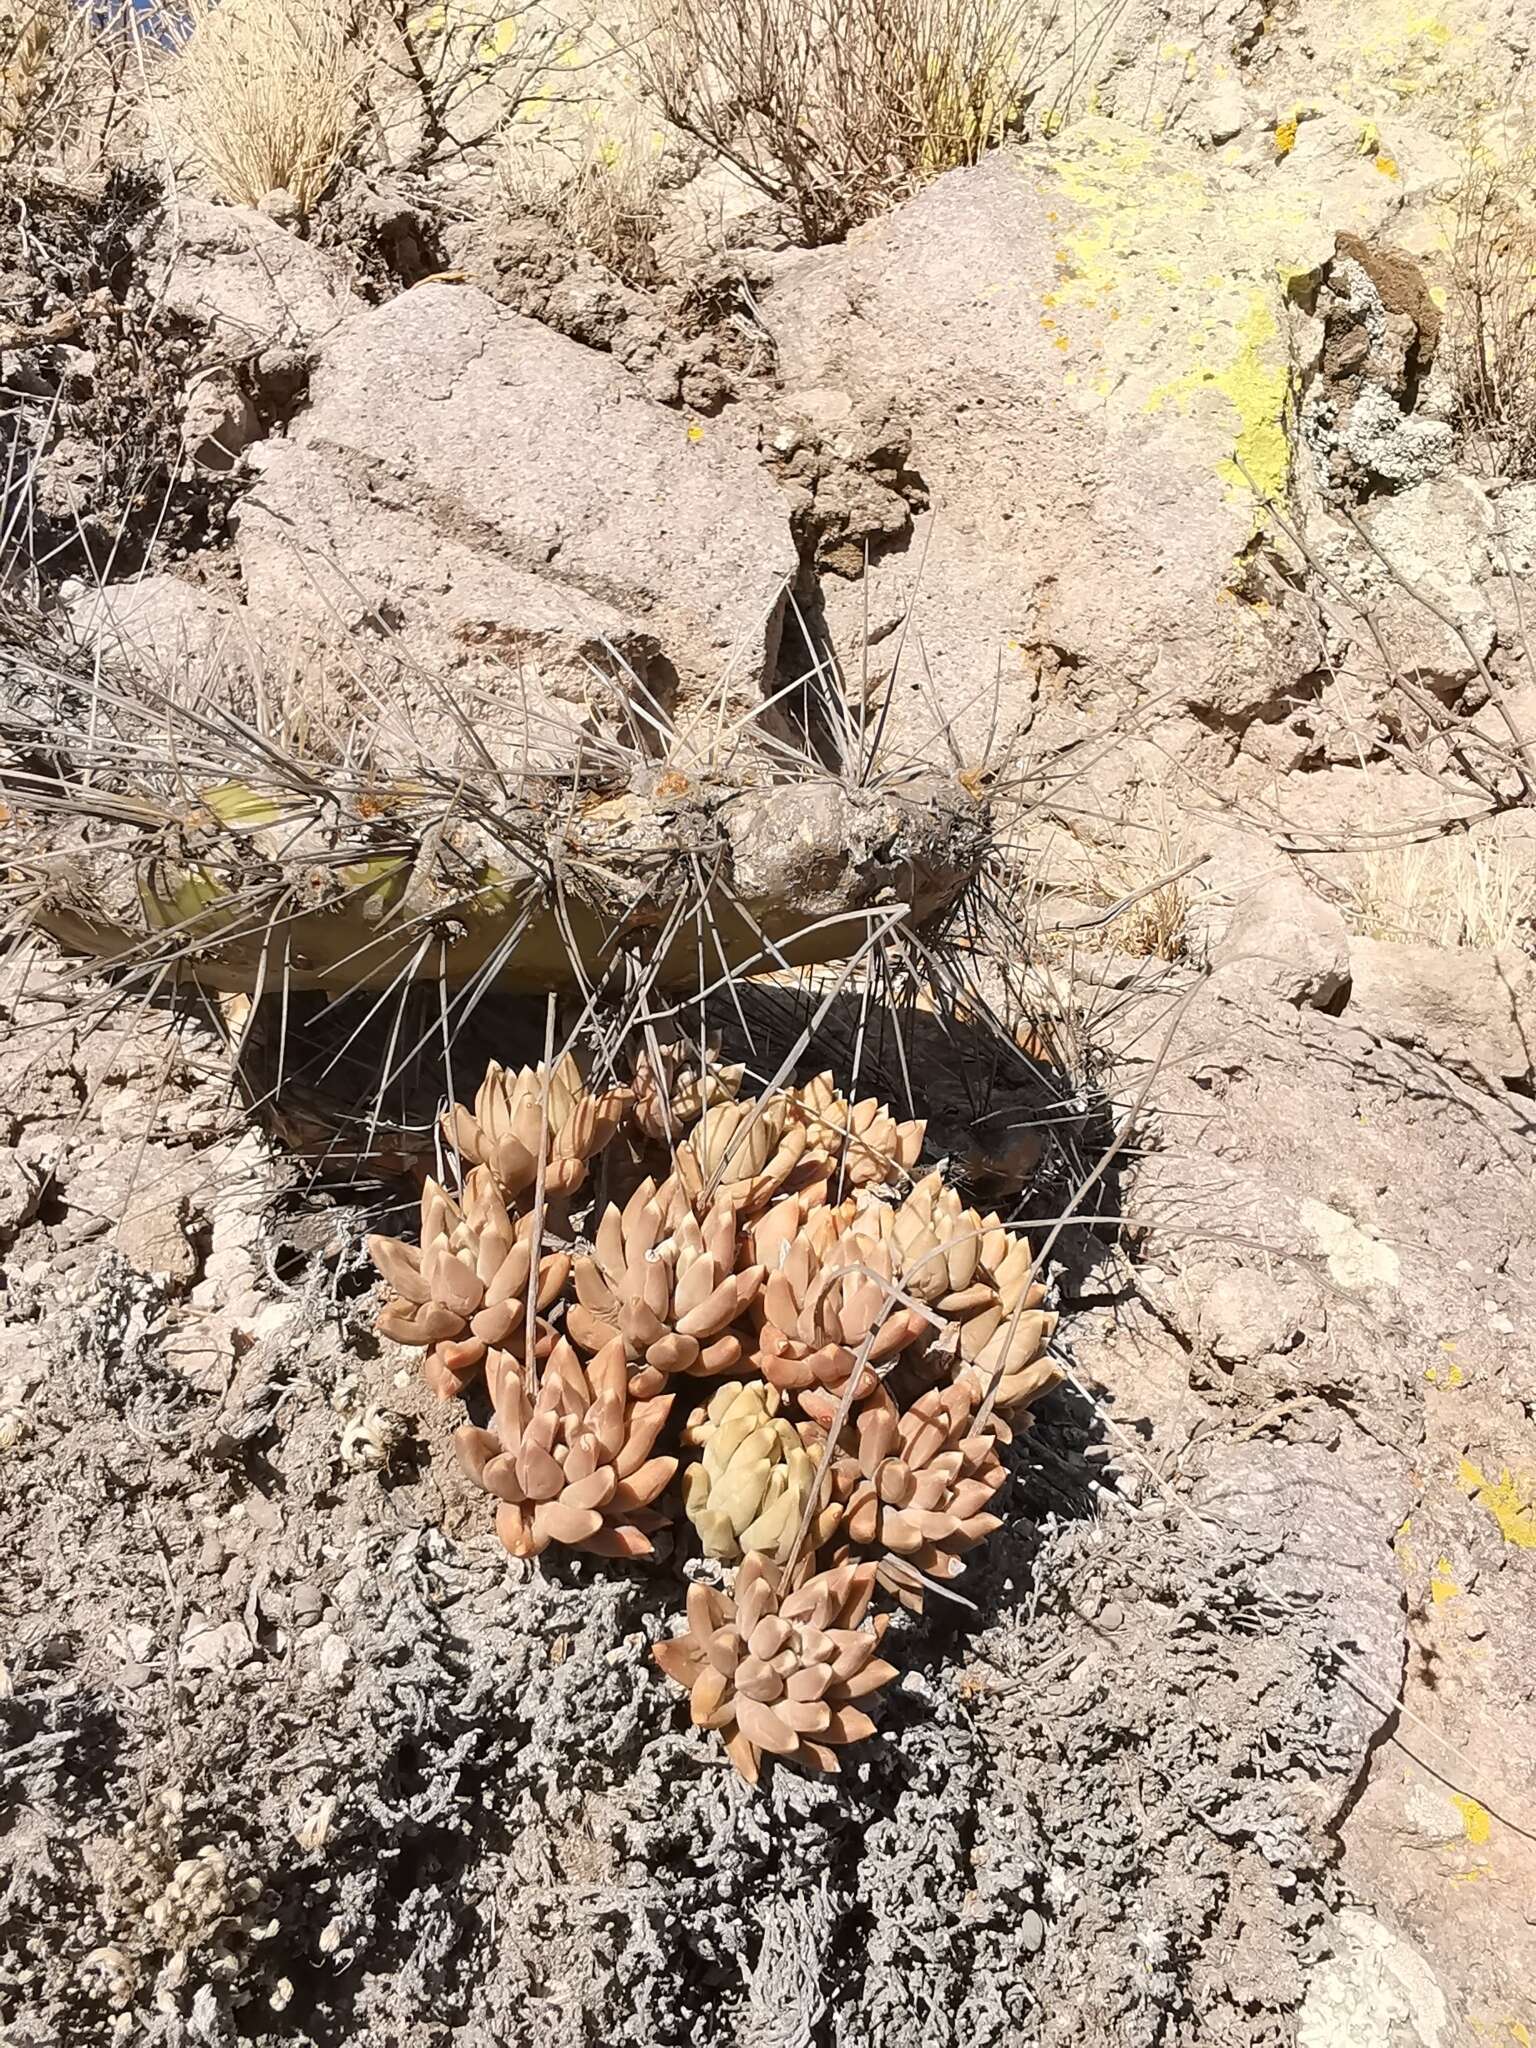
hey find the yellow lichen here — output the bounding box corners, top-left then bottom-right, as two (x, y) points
(1426, 1344), (1466, 1387)
(1458, 1461), (1536, 1549)
(1143, 296), (1291, 505)
(1429, 1556), (1461, 1605)
(1354, 10), (1474, 98)
(1451, 1793), (1492, 1846)
(1275, 115), (1299, 158)
(1401, 13), (1453, 47)
(1030, 123), (1320, 519)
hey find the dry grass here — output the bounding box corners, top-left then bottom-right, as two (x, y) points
(628, 0), (1069, 242)
(152, 0), (573, 205)
(157, 0), (375, 214)
(0, 0), (61, 159)
(497, 109), (672, 284)
(1444, 115), (1536, 481)
(1343, 834), (1536, 950)
(1, 0), (134, 167)
(1020, 792), (1194, 965)
(1071, 792), (1193, 962)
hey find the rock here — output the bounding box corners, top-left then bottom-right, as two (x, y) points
(0, 1154), (38, 1239)
(1303, 234), (1453, 497)
(1191, 1430), (1413, 1808)
(55, 346), (95, 401)
(146, 199), (356, 356)
(235, 284), (798, 734)
(181, 366), (261, 471)
(1201, 1267), (1306, 1365)
(1298, 1199), (1402, 1297)
(1215, 874), (1352, 1009)
(179, 1617), (256, 1674)
(289, 1581), (325, 1627)
(31, 433), (104, 528)
(320, 168), (440, 289)
(1491, 481), (1536, 579)
(66, 575), (255, 685)
(1334, 383), (1454, 493)
(1298, 1907), (1450, 2048)
(763, 120), (1395, 759)
(1199, 79), (1252, 145)
(1355, 476), (1499, 698)
(1346, 937), (1536, 1087)
(115, 1200), (199, 1286)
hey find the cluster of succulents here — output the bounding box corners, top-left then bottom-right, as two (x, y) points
(367, 1046), (1060, 1784)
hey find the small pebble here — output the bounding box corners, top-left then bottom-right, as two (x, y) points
(1020, 1909), (1046, 1953)
(290, 1582), (325, 1625)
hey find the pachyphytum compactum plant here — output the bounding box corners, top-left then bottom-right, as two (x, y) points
(367, 1044), (1060, 1785)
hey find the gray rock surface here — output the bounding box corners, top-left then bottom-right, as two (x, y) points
(1346, 936), (1536, 1086)
(236, 284), (798, 728)
(181, 367), (261, 473)
(1356, 475), (1500, 696)
(66, 574), (255, 685)
(147, 199), (358, 356)
(1200, 1266), (1313, 1364)
(1214, 874), (1353, 1010)
(762, 123), (1345, 759)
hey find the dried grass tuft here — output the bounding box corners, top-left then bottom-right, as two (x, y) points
(497, 108), (673, 284)
(1343, 833), (1536, 950)
(158, 0), (375, 214)
(1, 0), (133, 168)
(1059, 791), (1193, 962)
(1444, 113), (1536, 481)
(1, 0), (63, 159)
(628, 0), (1071, 242)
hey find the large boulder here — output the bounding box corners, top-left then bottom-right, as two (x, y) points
(761, 121), (1400, 760)
(1305, 474), (1501, 713)
(1346, 936), (1536, 1088)
(236, 284), (798, 732)
(146, 199), (358, 359)
(1213, 872), (1353, 1010)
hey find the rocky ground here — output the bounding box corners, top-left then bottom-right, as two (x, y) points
(4, 0), (1536, 2042)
